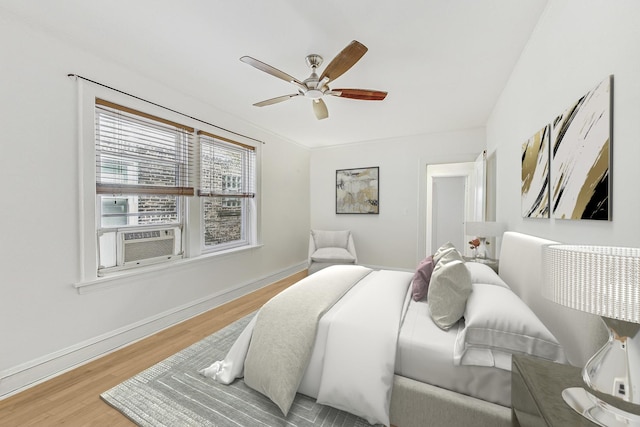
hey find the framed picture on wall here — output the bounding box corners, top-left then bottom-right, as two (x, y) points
(521, 125), (550, 218)
(336, 167), (379, 214)
(550, 75), (612, 220)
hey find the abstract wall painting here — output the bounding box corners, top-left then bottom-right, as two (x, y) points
(522, 125), (550, 218)
(336, 167), (379, 214)
(550, 75), (612, 220)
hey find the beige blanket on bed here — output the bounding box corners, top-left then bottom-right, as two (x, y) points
(243, 265), (372, 415)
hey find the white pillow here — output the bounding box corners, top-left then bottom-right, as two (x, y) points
(310, 247), (356, 263)
(312, 230), (350, 249)
(465, 262), (509, 288)
(427, 250), (472, 330)
(454, 283), (567, 370)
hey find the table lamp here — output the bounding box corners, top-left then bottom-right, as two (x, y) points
(464, 221), (505, 259)
(543, 244), (640, 426)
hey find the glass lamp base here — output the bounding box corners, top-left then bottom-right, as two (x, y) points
(563, 387), (640, 427)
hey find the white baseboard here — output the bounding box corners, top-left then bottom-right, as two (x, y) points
(0, 262), (307, 400)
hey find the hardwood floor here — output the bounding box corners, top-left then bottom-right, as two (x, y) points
(0, 270), (307, 426)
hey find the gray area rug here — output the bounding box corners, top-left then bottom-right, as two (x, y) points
(101, 313), (373, 426)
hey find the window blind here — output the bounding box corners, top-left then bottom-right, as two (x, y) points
(95, 99), (195, 196)
(198, 131), (256, 198)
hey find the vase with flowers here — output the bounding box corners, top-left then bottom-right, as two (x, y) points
(469, 237), (490, 259)
(469, 238), (480, 259)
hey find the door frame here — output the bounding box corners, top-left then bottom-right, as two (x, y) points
(425, 160), (484, 257)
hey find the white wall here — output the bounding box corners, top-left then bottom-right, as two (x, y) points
(487, 0), (640, 247)
(0, 15), (309, 396)
(310, 130), (485, 270)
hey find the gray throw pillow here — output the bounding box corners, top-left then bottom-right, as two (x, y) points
(433, 242), (456, 263)
(427, 251), (472, 330)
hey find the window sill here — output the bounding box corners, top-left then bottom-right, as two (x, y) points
(74, 244), (263, 294)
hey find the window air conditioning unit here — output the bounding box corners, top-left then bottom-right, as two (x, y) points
(117, 228), (180, 267)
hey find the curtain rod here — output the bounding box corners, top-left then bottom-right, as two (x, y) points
(67, 73), (265, 145)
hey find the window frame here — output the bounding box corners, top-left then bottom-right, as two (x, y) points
(77, 83), (261, 286)
(94, 99), (193, 274)
(198, 132), (256, 254)
(197, 130), (257, 253)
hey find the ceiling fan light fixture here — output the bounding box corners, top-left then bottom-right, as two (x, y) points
(306, 89), (324, 100)
(241, 40), (386, 120)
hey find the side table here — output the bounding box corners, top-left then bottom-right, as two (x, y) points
(511, 354), (597, 426)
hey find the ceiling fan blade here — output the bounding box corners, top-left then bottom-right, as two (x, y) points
(319, 40), (368, 83)
(240, 56), (305, 88)
(313, 99), (328, 120)
(331, 89), (388, 101)
(253, 94), (300, 107)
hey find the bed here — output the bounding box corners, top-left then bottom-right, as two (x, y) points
(201, 231), (608, 426)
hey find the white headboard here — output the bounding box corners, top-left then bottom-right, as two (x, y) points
(498, 231), (607, 367)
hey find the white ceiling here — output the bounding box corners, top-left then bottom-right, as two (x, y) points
(1, 0), (548, 148)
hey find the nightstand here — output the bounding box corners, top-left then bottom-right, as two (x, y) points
(511, 354), (597, 426)
(464, 257), (499, 273)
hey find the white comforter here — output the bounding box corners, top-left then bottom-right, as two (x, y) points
(201, 266), (412, 426)
(313, 269), (412, 425)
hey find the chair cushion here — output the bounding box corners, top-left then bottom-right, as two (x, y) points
(312, 230), (350, 249)
(310, 247), (356, 263)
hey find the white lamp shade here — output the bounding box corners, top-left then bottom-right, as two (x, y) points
(465, 221), (505, 238)
(542, 244), (640, 425)
(543, 245), (640, 323)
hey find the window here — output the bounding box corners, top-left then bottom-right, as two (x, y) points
(95, 99), (194, 273)
(81, 94), (259, 280)
(101, 197), (129, 227)
(198, 131), (256, 251)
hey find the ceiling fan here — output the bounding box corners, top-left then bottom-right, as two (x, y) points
(240, 40), (387, 120)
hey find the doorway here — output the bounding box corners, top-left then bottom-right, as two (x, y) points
(426, 156), (485, 257)
(431, 176), (466, 253)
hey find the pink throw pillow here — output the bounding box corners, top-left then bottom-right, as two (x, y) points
(412, 255), (435, 301)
